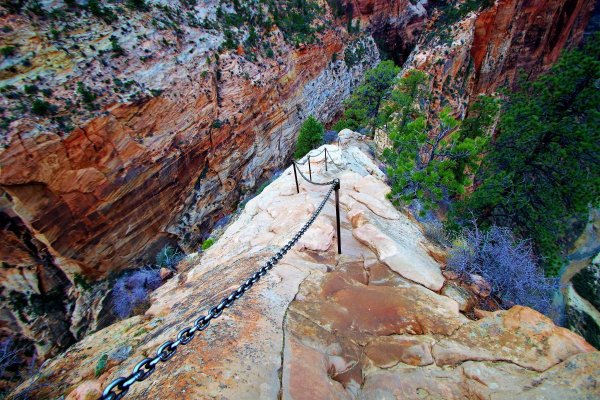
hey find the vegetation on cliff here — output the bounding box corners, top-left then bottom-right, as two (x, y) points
(448, 224), (560, 319)
(382, 71), (498, 211)
(454, 34), (600, 275)
(375, 35), (599, 277)
(294, 115), (324, 158)
(333, 60), (400, 132)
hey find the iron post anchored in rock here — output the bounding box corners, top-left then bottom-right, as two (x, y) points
(293, 162), (300, 194)
(334, 178), (341, 255)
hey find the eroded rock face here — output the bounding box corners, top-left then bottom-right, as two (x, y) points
(0, 1), (398, 361)
(432, 305), (595, 372)
(12, 140), (598, 399)
(397, 0), (596, 120)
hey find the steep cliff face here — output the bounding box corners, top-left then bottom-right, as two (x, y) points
(398, 0), (596, 117)
(471, 0), (596, 93)
(0, 0), (596, 384)
(12, 136), (598, 399)
(0, 0), (425, 369)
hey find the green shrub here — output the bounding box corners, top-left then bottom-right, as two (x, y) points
(126, 0), (147, 11)
(1, 46), (16, 58)
(335, 60), (400, 133)
(76, 82), (97, 110)
(110, 36), (125, 56)
(73, 273), (92, 291)
(294, 115), (324, 159)
(24, 84), (39, 95)
(201, 238), (215, 251)
(453, 34), (600, 275)
(31, 98), (55, 116)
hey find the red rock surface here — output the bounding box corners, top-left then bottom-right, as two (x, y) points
(0, 0), (427, 364)
(10, 140), (598, 399)
(0, 0), (596, 385)
(471, 0), (596, 94)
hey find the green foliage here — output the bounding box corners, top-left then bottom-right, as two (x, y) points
(434, 0), (493, 27)
(454, 35), (600, 275)
(31, 98), (56, 116)
(271, 0), (324, 46)
(126, 0), (147, 11)
(1, 0), (26, 13)
(1, 46), (16, 57)
(294, 115), (324, 158)
(383, 70), (496, 211)
(343, 39), (366, 67)
(95, 354), (108, 377)
(334, 60), (400, 133)
(24, 84), (38, 95)
(26, 0), (45, 16)
(327, 0), (346, 18)
(110, 35), (125, 56)
(201, 237), (215, 251)
(87, 0), (117, 23)
(73, 273), (92, 291)
(77, 82), (97, 110)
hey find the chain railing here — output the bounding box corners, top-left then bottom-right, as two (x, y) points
(98, 148), (342, 400)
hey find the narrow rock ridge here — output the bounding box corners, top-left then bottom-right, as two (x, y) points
(14, 132), (598, 399)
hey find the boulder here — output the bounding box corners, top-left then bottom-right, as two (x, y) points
(353, 223), (445, 291)
(432, 306), (595, 371)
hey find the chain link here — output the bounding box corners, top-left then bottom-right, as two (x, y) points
(98, 182), (338, 400)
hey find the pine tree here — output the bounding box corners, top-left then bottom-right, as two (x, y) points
(455, 34), (600, 275)
(294, 115), (324, 158)
(334, 60), (400, 132)
(383, 71), (493, 211)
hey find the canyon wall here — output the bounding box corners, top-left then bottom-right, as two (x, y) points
(398, 0), (597, 118)
(0, 0), (422, 365)
(0, 0), (596, 376)
(11, 138), (599, 399)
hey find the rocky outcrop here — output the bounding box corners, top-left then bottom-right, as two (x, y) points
(12, 138), (598, 399)
(0, 1), (386, 362)
(564, 209), (600, 349)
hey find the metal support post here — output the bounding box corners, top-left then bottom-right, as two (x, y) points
(293, 163), (300, 194)
(308, 156), (312, 180)
(325, 148), (328, 172)
(334, 178), (341, 254)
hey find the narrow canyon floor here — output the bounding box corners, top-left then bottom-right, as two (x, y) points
(13, 132), (599, 400)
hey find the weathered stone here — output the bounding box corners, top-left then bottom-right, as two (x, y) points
(353, 223), (445, 291)
(9, 140), (600, 400)
(442, 284), (476, 312)
(64, 380), (102, 400)
(468, 274), (492, 298)
(432, 306), (595, 371)
(298, 219), (335, 252)
(348, 192), (400, 220)
(282, 337), (352, 400)
(364, 335), (435, 367)
(360, 368), (465, 400)
(159, 267), (173, 281)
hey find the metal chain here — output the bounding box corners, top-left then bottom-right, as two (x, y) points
(294, 148), (327, 165)
(293, 162), (336, 186)
(99, 181), (339, 400)
(325, 149), (345, 169)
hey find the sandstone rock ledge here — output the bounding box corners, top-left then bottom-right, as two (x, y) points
(13, 138), (599, 399)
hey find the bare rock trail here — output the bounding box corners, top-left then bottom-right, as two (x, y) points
(14, 133), (599, 399)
